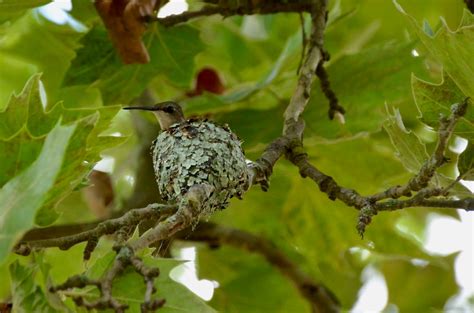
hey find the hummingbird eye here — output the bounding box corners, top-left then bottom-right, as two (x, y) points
(163, 106), (175, 113)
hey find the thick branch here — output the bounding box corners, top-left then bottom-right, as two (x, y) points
(14, 204), (176, 257)
(180, 222), (340, 313)
(287, 140), (367, 209)
(251, 1), (328, 185)
(154, 2), (314, 27)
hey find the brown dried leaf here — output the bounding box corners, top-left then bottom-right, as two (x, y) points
(94, 0), (166, 64)
(82, 170), (114, 219)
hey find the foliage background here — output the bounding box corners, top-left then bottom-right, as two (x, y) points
(0, 0), (472, 312)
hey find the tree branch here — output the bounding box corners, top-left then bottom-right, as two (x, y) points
(151, 2), (314, 27)
(14, 204), (177, 259)
(51, 246), (165, 313)
(246, 4), (473, 238)
(283, 1), (327, 133)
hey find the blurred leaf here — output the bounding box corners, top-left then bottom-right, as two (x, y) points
(64, 24), (204, 105)
(217, 106), (283, 157)
(0, 11), (86, 104)
(305, 42), (425, 140)
(9, 260), (64, 313)
(81, 253), (216, 313)
(379, 256), (457, 312)
(0, 122), (75, 264)
(198, 245), (310, 313)
(459, 142), (474, 180)
(0, 0), (51, 22)
(0, 52), (38, 108)
(185, 29), (300, 113)
(69, 0), (99, 24)
(396, 4), (474, 98)
(412, 73), (474, 141)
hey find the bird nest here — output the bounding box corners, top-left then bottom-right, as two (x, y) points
(152, 120), (249, 216)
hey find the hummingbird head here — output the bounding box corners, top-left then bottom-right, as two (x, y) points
(123, 101), (185, 130)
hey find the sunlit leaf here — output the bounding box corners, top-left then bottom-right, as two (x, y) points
(379, 256), (457, 312)
(0, 11), (86, 104)
(383, 108), (429, 173)
(396, 4), (474, 98)
(0, 0), (51, 22)
(0, 75), (123, 191)
(459, 142), (474, 180)
(305, 42), (425, 140)
(0, 122), (75, 264)
(9, 260), (64, 313)
(412, 73), (474, 141)
(383, 107), (471, 195)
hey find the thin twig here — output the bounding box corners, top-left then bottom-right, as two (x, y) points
(297, 13), (308, 75)
(51, 246), (164, 313)
(283, 1), (327, 133)
(315, 62), (346, 121)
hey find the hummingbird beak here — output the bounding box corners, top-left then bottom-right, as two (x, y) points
(122, 105), (162, 111)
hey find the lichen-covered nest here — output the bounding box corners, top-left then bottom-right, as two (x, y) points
(152, 120), (249, 214)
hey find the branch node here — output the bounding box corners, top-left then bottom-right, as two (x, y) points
(84, 236), (99, 261)
(356, 205), (377, 238)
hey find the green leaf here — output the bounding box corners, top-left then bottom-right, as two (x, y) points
(69, 0), (99, 25)
(305, 41), (425, 140)
(0, 11), (86, 105)
(412, 73), (474, 141)
(459, 142), (474, 180)
(0, 131), (44, 187)
(81, 253), (216, 313)
(0, 122), (75, 264)
(396, 5), (474, 98)
(35, 114), (98, 225)
(198, 246), (310, 313)
(383, 108), (429, 174)
(9, 260), (64, 313)
(64, 24), (204, 105)
(382, 107), (470, 194)
(0, 51), (38, 108)
(379, 256), (457, 312)
(0, 75), (123, 187)
(0, 0), (51, 22)
(0, 74), (125, 226)
(185, 28), (301, 113)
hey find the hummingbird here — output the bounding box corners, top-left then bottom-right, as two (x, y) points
(123, 101), (249, 216)
(124, 101), (185, 130)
